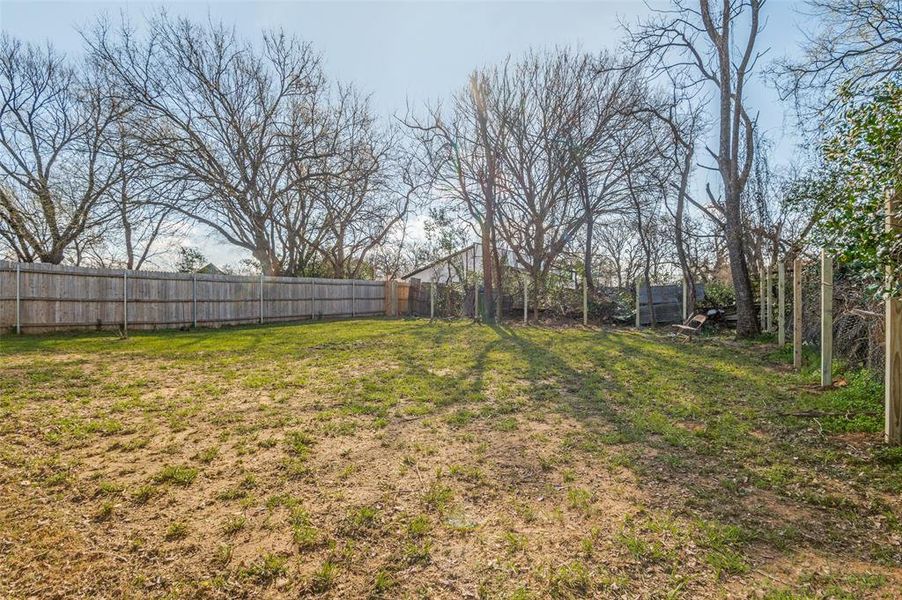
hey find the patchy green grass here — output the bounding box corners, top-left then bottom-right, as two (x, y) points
(0, 318), (899, 598)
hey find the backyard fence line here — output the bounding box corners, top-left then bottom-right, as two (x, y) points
(757, 189), (899, 445)
(0, 261), (388, 334)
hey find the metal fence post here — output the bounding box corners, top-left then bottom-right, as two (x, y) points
(123, 271), (128, 335)
(15, 263), (21, 334)
(192, 274), (197, 328)
(821, 250), (833, 387)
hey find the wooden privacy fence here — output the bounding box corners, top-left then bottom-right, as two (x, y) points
(0, 261), (386, 333)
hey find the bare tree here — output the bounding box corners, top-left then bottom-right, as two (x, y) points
(622, 127), (674, 325)
(0, 34), (123, 263)
(489, 50), (627, 319)
(87, 15), (339, 276)
(642, 89), (707, 316)
(777, 0), (902, 121)
(595, 218), (645, 290)
(626, 0), (766, 336)
(311, 94), (422, 278)
(568, 56), (650, 293)
(82, 117), (191, 269)
(405, 74), (505, 322)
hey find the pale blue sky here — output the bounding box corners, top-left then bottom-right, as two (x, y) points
(0, 0), (817, 266)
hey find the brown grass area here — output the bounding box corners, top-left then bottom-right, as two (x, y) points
(1, 320), (900, 598)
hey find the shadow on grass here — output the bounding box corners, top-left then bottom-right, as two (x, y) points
(462, 323), (898, 571)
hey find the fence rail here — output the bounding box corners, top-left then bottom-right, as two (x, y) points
(0, 261), (386, 333)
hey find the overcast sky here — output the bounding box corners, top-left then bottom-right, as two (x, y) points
(0, 0), (817, 267)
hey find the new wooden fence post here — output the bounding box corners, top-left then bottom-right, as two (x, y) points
(15, 263), (20, 334)
(759, 266), (766, 330)
(192, 274), (197, 328)
(778, 261), (785, 346)
(821, 249), (833, 387)
(766, 265), (773, 332)
(793, 258), (803, 369)
(123, 271), (128, 335)
(259, 272), (264, 324)
(886, 189), (901, 445)
(582, 275), (588, 326)
(523, 275), (528, 325)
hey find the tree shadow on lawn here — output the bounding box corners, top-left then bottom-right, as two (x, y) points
(482, 323), (900, 580)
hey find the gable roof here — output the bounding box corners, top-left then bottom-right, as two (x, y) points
(403, 244), (477, 280)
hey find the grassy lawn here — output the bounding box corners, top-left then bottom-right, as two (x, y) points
(1, 319), (900, 598)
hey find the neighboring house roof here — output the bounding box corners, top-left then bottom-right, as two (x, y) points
(404, 243), (527, 281)
(403, 244), (477, 280)
(196, 263), (225, 275)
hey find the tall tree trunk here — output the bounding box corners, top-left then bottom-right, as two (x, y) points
(492, 236), (504, 322)
(644, 271), (656, 326)
(532, 269), (540, 321)
(705, 0), (761, 337)
(724, 191), (757, 335)
(577, 161), (595, 293)
(674, 148), (695, 317)
(471, 74), (497, 323)
(480, 227), (494, 322)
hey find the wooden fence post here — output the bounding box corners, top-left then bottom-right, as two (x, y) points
(886, 190), (901, 445)
(123, 271), (128, 335)
(759, 266), (766, 330)
(192, 274), (197, 328)
(793, 258), (802, 369)
(430, 282), (435, 321)
(15, 263), (20, 335)
(821, 250), (833, 387)
(523, 275), (528, 325)
(582, 275), (588, 326)
(312, 280), (317, 320)
(766, 265), (773, 332)
(351, 280), (355, 318)
(778, 261), (785, 346)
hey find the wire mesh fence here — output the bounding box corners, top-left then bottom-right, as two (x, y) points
(764, 260), (885, 375)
